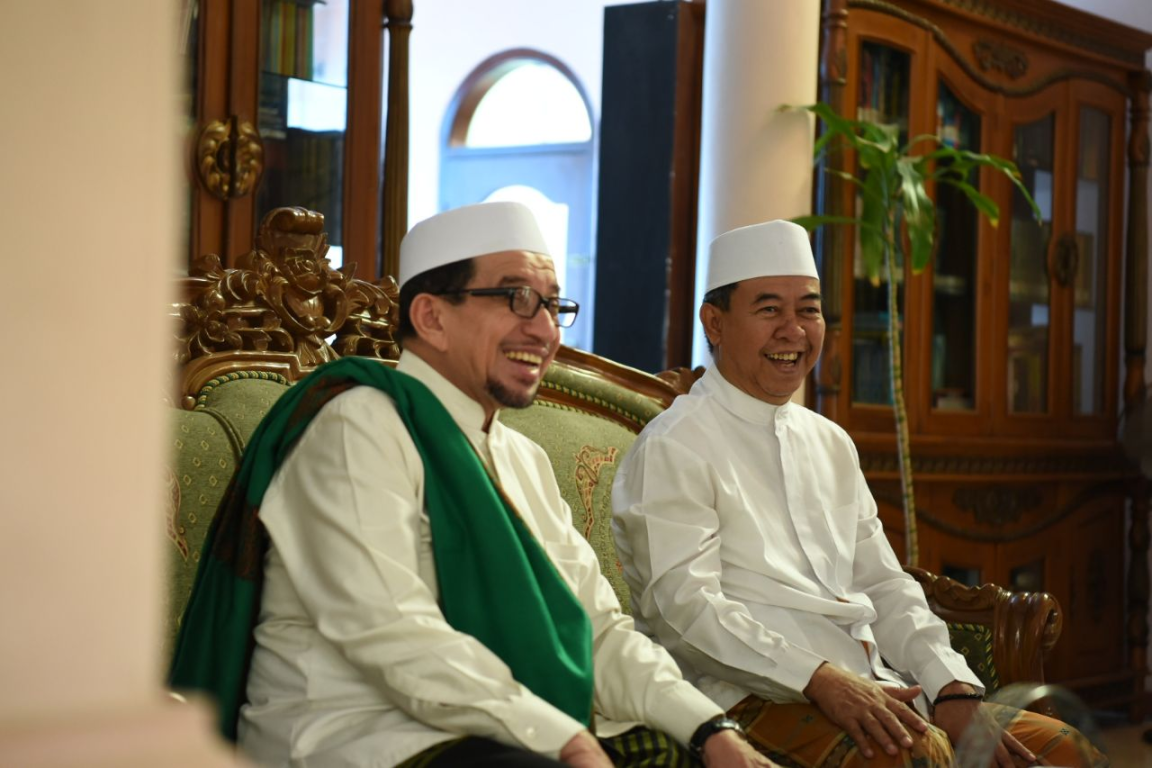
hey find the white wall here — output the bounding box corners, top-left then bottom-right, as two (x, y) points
(0, 4), (234, 764)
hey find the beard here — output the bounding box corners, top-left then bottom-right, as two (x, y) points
(486, 377), (540, 410)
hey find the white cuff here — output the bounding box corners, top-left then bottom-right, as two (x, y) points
(917, 652), (985, 702)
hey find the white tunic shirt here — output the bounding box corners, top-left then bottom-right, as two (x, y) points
(611, 366), (982, 713)
(239, 351), (721, 767)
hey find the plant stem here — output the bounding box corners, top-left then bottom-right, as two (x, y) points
(884, 214), (918, 566)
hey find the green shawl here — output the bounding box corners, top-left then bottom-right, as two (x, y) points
(169, 357), (593, 740)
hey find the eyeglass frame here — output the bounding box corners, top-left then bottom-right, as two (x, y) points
(433, 286), (580, 328)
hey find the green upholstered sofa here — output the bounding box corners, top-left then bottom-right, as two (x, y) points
(165, 207), (1064, 696)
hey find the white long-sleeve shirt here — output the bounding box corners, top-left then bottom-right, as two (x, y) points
(239, 351), (721, 767)
(611, 366), (982, 714)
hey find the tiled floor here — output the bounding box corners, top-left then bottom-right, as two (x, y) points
(1099, 722), (1152, 767)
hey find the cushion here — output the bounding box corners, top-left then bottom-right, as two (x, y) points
(194, 372), (292, 450)
(946, 622), (1001, 693)
(165, 407), (240, 656)
(500, 402), (638, 613)
(164, 372), (292, 658)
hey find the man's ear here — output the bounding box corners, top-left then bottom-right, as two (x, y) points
(408, 294), (450, 353)
(700, 302), (723, 350)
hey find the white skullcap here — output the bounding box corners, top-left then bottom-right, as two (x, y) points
(399, 201), (551, 288)
(705, 219), (818, 293)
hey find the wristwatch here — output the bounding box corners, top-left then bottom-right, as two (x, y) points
(688, 716), (746, 758)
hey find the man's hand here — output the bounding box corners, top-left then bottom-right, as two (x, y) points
(700, 729), (779, 767)
(932, 683), (1036, 768)
(559, 730), (613, 768)
(802, 662), (928, 759)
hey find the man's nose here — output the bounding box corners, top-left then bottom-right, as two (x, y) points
(525, 304), (560, 342)
(776, 313), (805, 339)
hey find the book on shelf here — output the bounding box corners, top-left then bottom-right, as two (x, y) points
(262, 1), (314, 80)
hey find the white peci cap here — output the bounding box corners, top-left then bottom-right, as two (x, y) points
(398, 201), (551, 288)
(705, 219), (819, 293)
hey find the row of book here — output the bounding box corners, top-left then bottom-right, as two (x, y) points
(857, 44), (909, 129)
(936, 85), (977, 149)
(263, 0), (315, 81)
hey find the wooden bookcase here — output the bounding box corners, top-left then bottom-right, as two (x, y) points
(814, 0), (1152, 717)
(182, 0), (411, 280)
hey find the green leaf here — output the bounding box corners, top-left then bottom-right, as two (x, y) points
(894, 158), (935, 272)
(785, 102), (865, 157)
(905, 133), (942, 152)
(939, 178), (1000, 226)
(791, 214), (882, 234)
(822, 167), (866, 190)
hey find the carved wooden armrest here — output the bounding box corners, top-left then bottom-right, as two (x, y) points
(906, 566), (1062, 688)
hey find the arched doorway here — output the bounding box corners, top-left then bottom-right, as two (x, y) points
(440, 50), (596, 350)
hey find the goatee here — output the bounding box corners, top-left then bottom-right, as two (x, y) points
(486, 378), (539, 410)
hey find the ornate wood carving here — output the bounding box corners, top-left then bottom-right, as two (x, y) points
(1125, 69), (1151, 408)
(884, 481), (1130, 544)
(972, 38), (1028, 79)
(175, 207), (399, 407)
(906, 566), (1061, 686)
(860, 450), (1127, 476)
(195, 117), (264, 200)
(848, 0), (1130, 98)
(655, 365), (705, 397)
(935, 0), (1145, 68)
(953, 486), (1042, 527)
(382, 0), (414, 281)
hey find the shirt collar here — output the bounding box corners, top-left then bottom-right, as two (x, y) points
(396, 350), (491, 440)
(697, 365), (787, 425)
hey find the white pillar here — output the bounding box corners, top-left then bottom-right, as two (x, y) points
(692, 0), (822, 377)
(0, 4), (237, 766)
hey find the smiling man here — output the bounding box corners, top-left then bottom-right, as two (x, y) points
(611, 220), (1103, 767)
(172, 202), (775, 768)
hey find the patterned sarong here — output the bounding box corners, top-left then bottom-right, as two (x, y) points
(729, 696), (1108, 767)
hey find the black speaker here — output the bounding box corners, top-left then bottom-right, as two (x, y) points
(594, 1), (704, 372)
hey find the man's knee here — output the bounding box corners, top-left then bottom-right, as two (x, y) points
(1000, 708), (1108, 768)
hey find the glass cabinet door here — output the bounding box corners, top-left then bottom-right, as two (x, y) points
(1072, 107), (1111, 416)
(930, 81), (980, 412)
(1007, 114), (1054, 415)
(256, 0), (350, 268)
(851, 42), (911, 406)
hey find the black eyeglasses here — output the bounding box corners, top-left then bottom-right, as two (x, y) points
(437, 286), (580, 328)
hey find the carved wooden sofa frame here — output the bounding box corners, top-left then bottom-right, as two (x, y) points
(167, 207), (1062, 696)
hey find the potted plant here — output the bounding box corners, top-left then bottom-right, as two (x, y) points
(787, 102), (1041, 565)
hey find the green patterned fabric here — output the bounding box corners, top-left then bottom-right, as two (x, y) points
(500, 402), (639, 614)
(945, 622), (1001, 693)
(195, 373), (292, 452)
(165, 408), (242, 657)
(541, 364), (668, 430)
(164, 374), (292, 661)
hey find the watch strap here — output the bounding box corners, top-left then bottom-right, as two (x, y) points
(688, 716), (746, 757)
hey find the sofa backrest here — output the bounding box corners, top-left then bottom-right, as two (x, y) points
(499, 347), (680, 614)
(166, 207), (398, 656)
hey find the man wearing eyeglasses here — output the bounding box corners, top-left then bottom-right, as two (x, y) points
(178, 202), (770, 768)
